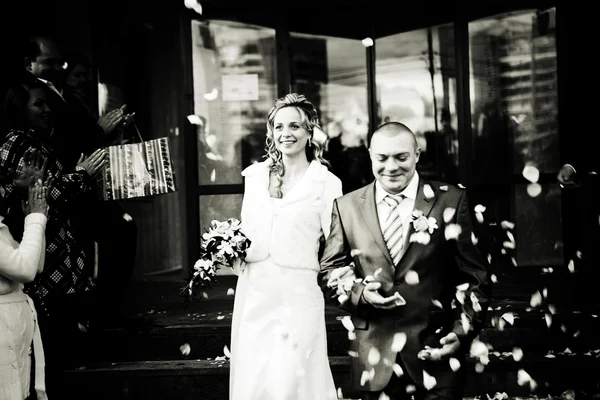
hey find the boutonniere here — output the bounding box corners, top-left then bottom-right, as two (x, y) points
(412, 210), (438, 234)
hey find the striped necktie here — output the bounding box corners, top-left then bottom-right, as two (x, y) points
(383, 194), (406, 266)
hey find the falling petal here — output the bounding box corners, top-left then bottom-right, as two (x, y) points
(568, 260), (575, 273)
(548, 304), (557, 314)
(368, 347), (381, 365)
(471, 232), (479, 245)
(491, 274), (498, 283)
(374, 268), (383, 277)
(443, 207), (456, 223)
(360, 370), (370, 386)
(487, 254), (492, 263)
(530, 291), (543, 307)
(501, 312), (514, 325)
(576, 250), (583, 259)
(439, 185), (448, 191)
(202, 292), (209, 299)
(423, 184), (435, 199)
(223, 345), (231, 358)
(501, 220), (515, 230)
(512, 347), (523, 362)
(461, 312), (471, 333)
(405, 270), (420, 285)
(522, 165), (540, 183)
(391, 332), (407, 352)
(542, 288), (548, 298)
(77, 322), (88, 333)
(341, 316), (355, 332)
(392, 363), (404, 377)
(180, 343), (191, 356)
(445, 224), (462, 240)
(527, 183), (542, 197)
(227, 288), (235, 296)
(475, 362), (485, 373)
(423, 370), (437, 390)
(511, 257), (518, 266)
(474, 204), (486, 213)
(449, 358), (461, 371)
(470, 339), (488, 358)
(432, 299), (443, 309)
(348, 331), (356, 341)
(506, 231), (515, 243)
(545, 313), (552, 328)
(348, 350), (359, 357)
(361, 37), (374, 47)
(456, 282), (469, 291)
(503, 241), (515, 249)
(406, 384), (417, 393)
(475, 212), (484, 224)
(458, 183), (466, 189)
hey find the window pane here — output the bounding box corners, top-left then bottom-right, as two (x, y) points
(376, 24), (458, 184)
(289, 33), (371, 194)
(513, 183), (563, 266)
(191, 20), (277, 185)
(469, 10), (559, 179)
(199, 194), (243, 276)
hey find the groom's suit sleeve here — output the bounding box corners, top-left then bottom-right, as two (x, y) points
(319, 198), (368, 316)
(450, 190), (492, 345)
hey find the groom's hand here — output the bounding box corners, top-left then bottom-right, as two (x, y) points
(362, 282), (405, 310)
(417, 332), (461, 361)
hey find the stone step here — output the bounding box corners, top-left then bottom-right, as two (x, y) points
(63, 354), (600, 400)
(72, 297), (599, 363)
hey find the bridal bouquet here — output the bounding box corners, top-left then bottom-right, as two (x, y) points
(181, 218), (251, 302)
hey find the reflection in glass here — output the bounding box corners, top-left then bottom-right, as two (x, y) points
(469, 10), (559, 178)
(191, 20), (277, 185)
(289, 33), (371, 194)
(376, 24), (458, 183)
(199, 194), (243, 275)
(513, 184), (563, 266)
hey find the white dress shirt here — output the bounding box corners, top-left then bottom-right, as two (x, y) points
(375, 172), (420, 258)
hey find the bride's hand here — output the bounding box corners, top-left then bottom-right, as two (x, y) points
(231, 258), (245, 276)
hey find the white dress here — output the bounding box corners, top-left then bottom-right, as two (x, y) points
(230, 160), (343, 400)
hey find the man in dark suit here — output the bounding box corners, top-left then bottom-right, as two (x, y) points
(319, 122), (491, 399)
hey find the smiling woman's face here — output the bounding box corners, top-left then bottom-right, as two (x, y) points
(26, 87), (52, 131)
(272, 107), (310, 158)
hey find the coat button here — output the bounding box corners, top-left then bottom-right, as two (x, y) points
(394, 280), (401, 285)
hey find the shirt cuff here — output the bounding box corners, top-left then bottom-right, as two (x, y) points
(24, 213), (48, 227)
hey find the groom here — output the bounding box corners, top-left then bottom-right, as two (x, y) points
(319, 122), (491, 399)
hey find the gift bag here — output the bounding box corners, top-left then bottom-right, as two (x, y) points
(98, 124), (177, 200)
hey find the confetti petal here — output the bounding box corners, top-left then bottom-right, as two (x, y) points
(405, 270), (420, 285)
(512, 347), (523, 361)
(501, 220), (515, 230)
(368, 347), (381, 365)
(522, 165), (540, 183)
(423, 184), (435, 199)
(227, 288), (235, 296)
(527, 183), (542, 197)
(223, 345), (231, 358)
(392, 363), (404, 377)
(443, 207), (456, 223)
(474, 204), (486, 213)
(449, 357), (461, 371)
(439, 185), (448, 191)
(391, 332), (407, 352)
(445, 224), (462, 240)
(180, 343), (191, 356)
(423, 370), (437, 390)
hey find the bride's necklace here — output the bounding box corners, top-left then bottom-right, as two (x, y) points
(282, 162), (310, 189)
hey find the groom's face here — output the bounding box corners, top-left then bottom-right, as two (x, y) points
(370, 131), (420, 194)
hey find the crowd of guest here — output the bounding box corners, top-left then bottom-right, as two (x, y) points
(0, 35), (137, 399)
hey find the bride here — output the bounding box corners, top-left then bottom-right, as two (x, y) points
(229, 93), (342, 400)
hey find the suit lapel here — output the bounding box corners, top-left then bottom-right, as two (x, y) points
(359, 183), (393, 266)
(395, 180), (437, 277)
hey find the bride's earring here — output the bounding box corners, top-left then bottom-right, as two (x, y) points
(308, 137), (312, 147)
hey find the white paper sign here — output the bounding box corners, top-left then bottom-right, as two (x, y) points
(221, 74), (259, 102)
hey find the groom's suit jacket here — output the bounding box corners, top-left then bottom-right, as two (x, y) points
(319, 178), (491, 392)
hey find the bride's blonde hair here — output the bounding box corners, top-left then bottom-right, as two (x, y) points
(265, 93), (329, 199)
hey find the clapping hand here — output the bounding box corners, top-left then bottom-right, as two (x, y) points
(362, 278), (406, 310)
(9, 149), (48, 192)
(22, 175), (54, 216)
(76, 149), (107, 178)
